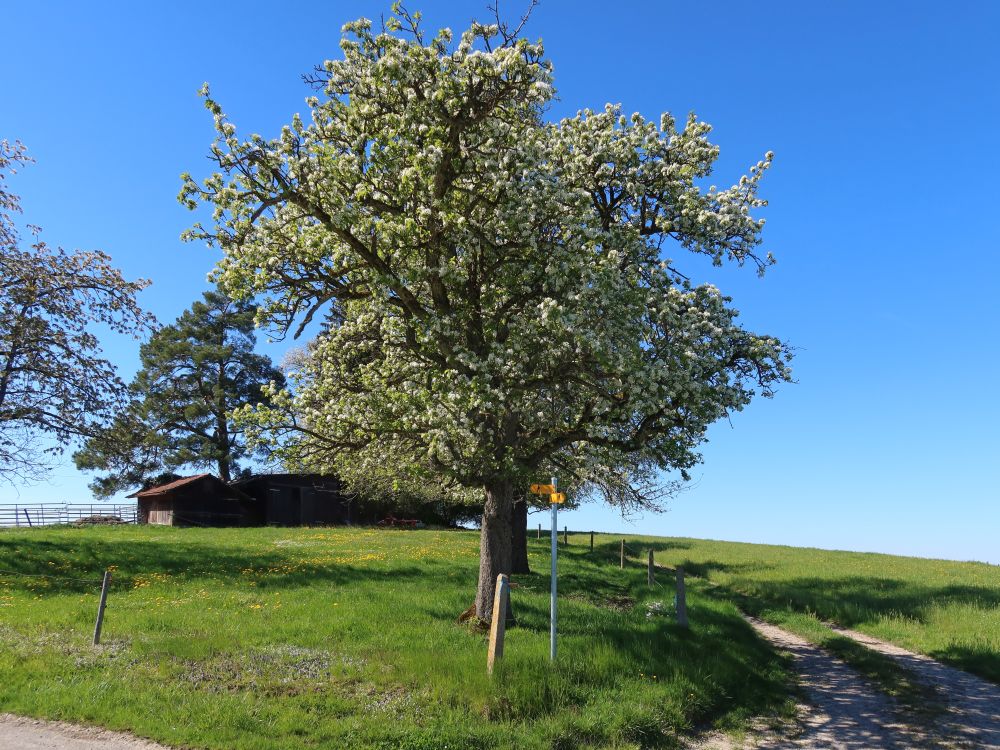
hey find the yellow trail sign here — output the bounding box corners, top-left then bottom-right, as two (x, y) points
(529, 483), (556, 495)
(550, 493), (566, 504)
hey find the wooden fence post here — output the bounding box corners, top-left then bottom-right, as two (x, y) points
(563, 526), (568, 546)
(537, 523), (541, 540)
(676, 566), (688, 628)
(647, 549), (654, 586)
(620, 539), (625, 569)
(590, 531), (594, 552)
(487, 574), (509, 674)
(93, 571), (112, 645)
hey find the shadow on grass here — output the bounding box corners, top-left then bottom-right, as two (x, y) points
(584, 540), (776, 581)
(501, 568), (794, 729)
(711, 573), (1000, 625)
(675, 558), (776, 578)
(3, 527), (797, 745)
(588, 537), (692, 555)
(0, 532), (432, 595)
(692, 570), (1000, 687)
(434, 540), (795, 728)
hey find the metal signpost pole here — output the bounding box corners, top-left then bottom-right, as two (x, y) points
(550, 475), (558, 661)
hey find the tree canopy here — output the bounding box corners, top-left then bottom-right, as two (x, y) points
(74, 290), (285, 496)
(0, 140), (153, 485)
(181, 7), (792, 619)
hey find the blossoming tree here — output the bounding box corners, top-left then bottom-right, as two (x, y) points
(181, 8), (792, 621)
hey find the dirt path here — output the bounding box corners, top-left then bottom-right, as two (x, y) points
(830, 625), (1000, 748)
(693, 617), (1000, 749)
(741, 617), (936, 749)
(0, 714), (170, 750)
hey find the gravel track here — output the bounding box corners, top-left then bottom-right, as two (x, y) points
(830, 625), (1000, 748)
(0, 714), (169, 750)
(741, 617), (935, 749)
(691, 617), (1000, 749)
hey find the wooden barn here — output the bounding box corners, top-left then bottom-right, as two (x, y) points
(232, 473), (363, 526)
(128, 474), (255, 527)
(130, 472), (463, 528)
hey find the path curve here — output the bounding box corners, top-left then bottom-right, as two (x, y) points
(743, 617), (934, 749)
(0, 714), (170, 750)
(831, 625), (1000, 748)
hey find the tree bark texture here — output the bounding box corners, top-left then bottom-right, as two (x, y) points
(216, 358), (232, 482)
(475, 478), (514, 621)
(510, 498), (530, 574)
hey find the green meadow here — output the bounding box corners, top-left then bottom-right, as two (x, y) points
(2, 526), (997, 749)
(0, 526), (791, 750)
(613, 534), (1000, 684)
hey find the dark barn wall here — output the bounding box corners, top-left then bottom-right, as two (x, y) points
(266, 485), (301, 526)
(238, 475), (350, 527)
(171, 487), (246, 527)
(138, 473), (473, 529)
(139, 480), (257, 527)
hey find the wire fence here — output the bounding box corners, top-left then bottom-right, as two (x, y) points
(543, 530), (689, 627)
(0, 567), (106, 585)
(0, 526), (691, 650)
(0, 503), (138, 528)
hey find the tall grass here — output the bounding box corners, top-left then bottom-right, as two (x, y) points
(0, 526), (792, 749)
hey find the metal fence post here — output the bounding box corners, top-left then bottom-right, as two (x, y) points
(550, 476), (558, 661)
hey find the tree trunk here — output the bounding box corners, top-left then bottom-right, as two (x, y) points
(0, 307), (28, 411)
(215, 363), (231, 482)
(510, 498), (530, 574)
(475, 478), (515, 622)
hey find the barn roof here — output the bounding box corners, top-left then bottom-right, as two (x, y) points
(231, 473), (339, 486)
(127, 474), (251, 500)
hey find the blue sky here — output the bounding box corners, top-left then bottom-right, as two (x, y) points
(4, 1), (999, 563)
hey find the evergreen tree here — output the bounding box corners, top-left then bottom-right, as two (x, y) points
(75, 290), (284, 495)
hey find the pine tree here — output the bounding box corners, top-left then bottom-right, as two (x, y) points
(75, 290), (284, 495)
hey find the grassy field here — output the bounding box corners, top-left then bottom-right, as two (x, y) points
(0, 526), (792, 750)
(611, 535), (1000, 684)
